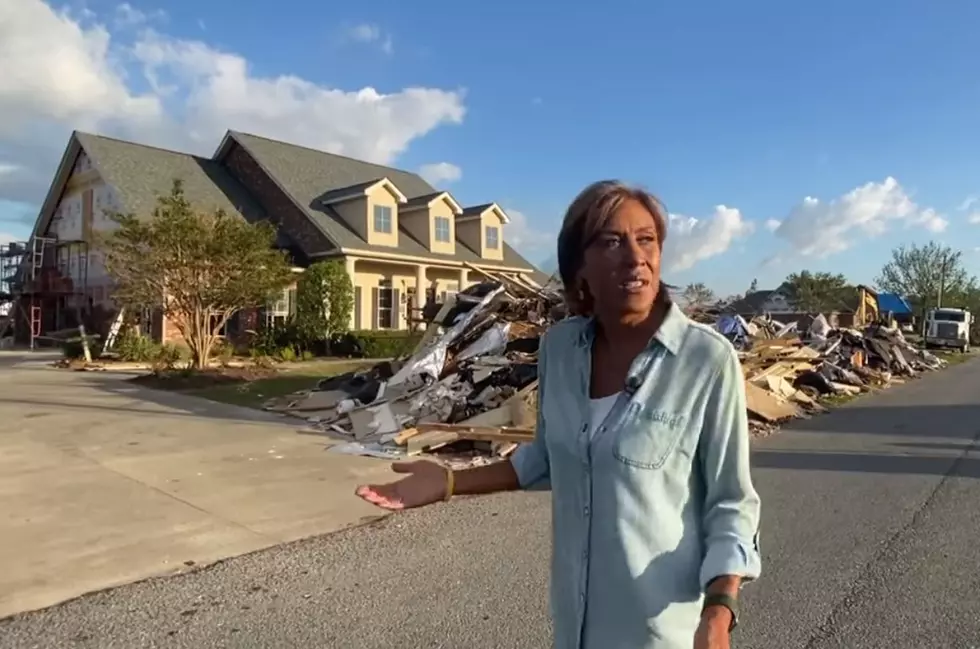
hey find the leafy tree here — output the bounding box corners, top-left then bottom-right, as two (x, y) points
(783, 270), (856, 313)
(295, 260), (354, 347)
(876, 242), (976, 313)
(682, 282), (716, 312)
(99, 180), (293, 369)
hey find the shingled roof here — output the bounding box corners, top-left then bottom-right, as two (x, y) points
(75, 132), (267, 225)
(221, 132), (539, 271)
(33, 130), (545, 284)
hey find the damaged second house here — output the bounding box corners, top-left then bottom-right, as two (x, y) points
(0, 130), (548, 347)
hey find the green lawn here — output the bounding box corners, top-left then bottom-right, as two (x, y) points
(189, 360), (375, 408)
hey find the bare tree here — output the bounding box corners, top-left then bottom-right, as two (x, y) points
(682, 282), (716, 313)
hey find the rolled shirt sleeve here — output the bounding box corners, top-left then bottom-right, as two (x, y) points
(509, 331), (551, 490)
(698, 345), (762, 589)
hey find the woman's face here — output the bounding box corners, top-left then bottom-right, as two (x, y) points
(579, 198), (662, 322)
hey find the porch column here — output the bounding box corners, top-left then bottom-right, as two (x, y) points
(344, 256), (357, 330)
(458, 267), (469, 291)
(415, 264), (428, 331)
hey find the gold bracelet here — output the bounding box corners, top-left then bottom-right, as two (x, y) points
(444, 467), (455, 501)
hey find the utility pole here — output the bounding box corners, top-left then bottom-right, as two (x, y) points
(937, 253), (950, 309)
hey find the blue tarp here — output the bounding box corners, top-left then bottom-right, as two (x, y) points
(716, 314), (753, 349)
(877, 292), (912, 315)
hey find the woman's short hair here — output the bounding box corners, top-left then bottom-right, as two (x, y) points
(556, 180), (668, 315)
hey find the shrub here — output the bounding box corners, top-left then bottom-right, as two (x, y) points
(153, 342), (187, 371)
(295, 260), (354, 348)
(212, 339), (235, 364)
(115, 329), (159, 362)
(249, 320), (301, 356)
(349, 330), (422, 358)
(278, 345), (297, 362)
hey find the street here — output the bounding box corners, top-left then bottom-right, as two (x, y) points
(2, 356), (980, 648)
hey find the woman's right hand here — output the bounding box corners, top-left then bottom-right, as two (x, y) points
(355, 460), (450, 510)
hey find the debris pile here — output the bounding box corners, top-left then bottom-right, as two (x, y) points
(736, 313), (946, 435)
(266, 285), (951, 463)
(265, 278), (562, 467)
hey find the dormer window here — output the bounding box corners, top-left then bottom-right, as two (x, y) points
(373, 205), (393, 233)
(434, 216), (451, 242)
(485, 225), (500, 249)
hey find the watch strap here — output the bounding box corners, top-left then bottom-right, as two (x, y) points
(702, 593), (739, 631)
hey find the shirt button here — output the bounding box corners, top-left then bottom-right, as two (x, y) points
(583, 506), (590, 516)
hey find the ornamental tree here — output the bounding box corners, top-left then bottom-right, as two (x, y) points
(99, 179), (293, 368)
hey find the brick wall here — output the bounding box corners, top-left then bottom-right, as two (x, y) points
(222, 143), (333, 262)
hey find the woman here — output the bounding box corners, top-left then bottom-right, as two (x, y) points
(356, 180), (762, 649)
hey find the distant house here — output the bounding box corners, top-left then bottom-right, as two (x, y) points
(726, 283), (798, 315)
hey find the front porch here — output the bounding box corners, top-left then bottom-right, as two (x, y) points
(345, 256), (470, 331)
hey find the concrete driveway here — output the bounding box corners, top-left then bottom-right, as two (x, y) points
(0, 355), (393, 619)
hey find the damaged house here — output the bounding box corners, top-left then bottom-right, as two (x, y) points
(0, 131), (548, 348)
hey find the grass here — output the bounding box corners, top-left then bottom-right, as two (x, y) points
(935, 349), (976, 366)
(179, 359), (376, 408)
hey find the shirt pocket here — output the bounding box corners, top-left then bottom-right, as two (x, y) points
(611, 405), (690, 470)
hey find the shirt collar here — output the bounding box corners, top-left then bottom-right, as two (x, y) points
(575, 299), (689, 355)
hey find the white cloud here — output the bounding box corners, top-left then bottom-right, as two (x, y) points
(418, 162), (461, 185)
(503, 208), (555, 262)
(959, 195), (978, 212)
(345, 23), (393, 54)
(113, 3), (166, 28)
(772, 177), (949, 257)
(0, 0), (464, 206)
(662, 206), (754, 272)
(968, 212), (980, 224)
(764, 218), (780, 232)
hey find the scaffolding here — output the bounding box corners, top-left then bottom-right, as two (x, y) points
(0, 237), (90, 349)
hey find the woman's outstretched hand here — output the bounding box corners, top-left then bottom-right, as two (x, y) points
(355, 460), (450, 510)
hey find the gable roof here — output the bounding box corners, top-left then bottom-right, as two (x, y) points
(218, 131), (537, 270)
(75, 132), (268, 225)
(27, 131), (278, 261)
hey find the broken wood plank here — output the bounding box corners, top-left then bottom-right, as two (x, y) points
(393, 427), (422, 445)
(406, 430), (460, 455)
(416, 422), (535, 443)
(743, 380), (799, 422)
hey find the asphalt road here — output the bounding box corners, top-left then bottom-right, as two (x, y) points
(3, 358), (980, 649)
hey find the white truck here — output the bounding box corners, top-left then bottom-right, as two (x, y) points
(924, 307), (973, 352)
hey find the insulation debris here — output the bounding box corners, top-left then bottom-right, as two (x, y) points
(266, 282), (952, 463)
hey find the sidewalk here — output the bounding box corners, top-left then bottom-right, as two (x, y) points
(0, 364), (395, 619)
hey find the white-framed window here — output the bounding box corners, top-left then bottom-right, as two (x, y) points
(268, 288), (291, 316)
(434, 216), (451, 242)
(485, 225), (500, 249)
(373, 205), (393, 233)
(377, 280), (394, 329)
(266, 287), (295, 328)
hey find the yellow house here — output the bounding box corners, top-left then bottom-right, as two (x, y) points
(17, 130), (548, 341)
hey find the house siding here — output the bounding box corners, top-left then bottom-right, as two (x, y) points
(222, 143), (333, 262)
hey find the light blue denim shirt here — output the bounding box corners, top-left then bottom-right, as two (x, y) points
(510, 303), (762, 649)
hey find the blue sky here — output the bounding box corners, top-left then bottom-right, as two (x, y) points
(2, 0), (980, 297)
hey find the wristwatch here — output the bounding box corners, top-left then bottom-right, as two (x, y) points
(702, 593), (739, 631)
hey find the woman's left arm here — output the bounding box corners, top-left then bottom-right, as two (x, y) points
(697, 345), (762, 593)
